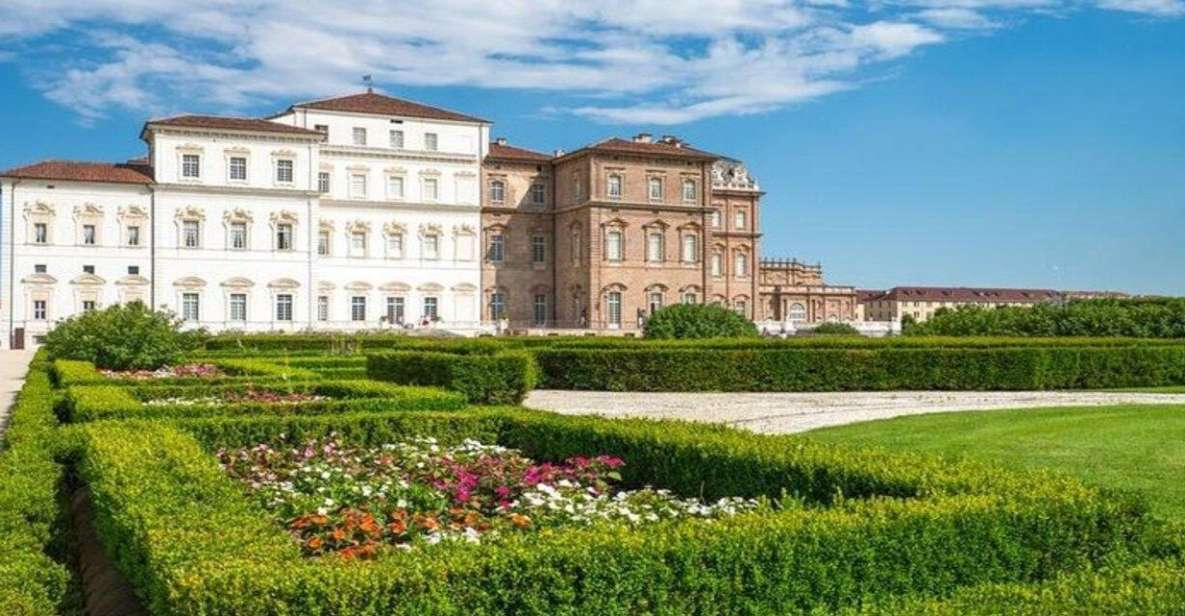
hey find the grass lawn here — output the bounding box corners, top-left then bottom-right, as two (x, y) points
(806, 404), (1185, 519)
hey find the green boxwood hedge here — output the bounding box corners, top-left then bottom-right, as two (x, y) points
(367, 350), (536, 404)
(534, 346), (1185, 391)
(63, 380), (465, 422)
(73, 409), (1152, 615)
(0, 354), (73, 614)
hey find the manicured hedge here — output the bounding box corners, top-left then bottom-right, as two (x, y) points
(63, 380), (466, 422)
(0, 354), (73, 614)
(368, 350), (536, 404)
(75, 410), (1150, 615)
(51, 358), (317, 387)
(905, 298), (1185, 338)
(534, 346), (1185, 391)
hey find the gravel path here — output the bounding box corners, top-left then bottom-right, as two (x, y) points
(524, 390), (1185, 434)
(0, 350), (37, 442)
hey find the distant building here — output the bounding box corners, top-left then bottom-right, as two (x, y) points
(758, 259), (857, 323)
(859, 286), (1062, 322)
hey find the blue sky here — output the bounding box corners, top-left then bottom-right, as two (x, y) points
(1, 1), (1183, 294)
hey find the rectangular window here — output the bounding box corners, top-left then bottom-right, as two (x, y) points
(229, 156), (247, 181)
(317, 295), (329, 321)
(182, 293), (200, 321)
(681, 234), (698, 263)
(128, 266), (139, 275)
(490, 180), (505, 203)
(489, 292), (506, 320)
(711, 252), (723, 277)
(34, 264), (47, 273)
(605, 230), (623, 261)
(83, 265), (95, 274)
(531, 183), (545, 204)
(735, 210), (747, 229)
(533, 294), (547, 326)
(33, 223), (47, 244)
(683, 292), (697, 305)
(648, 292), (663, 314)
(351, 296), (367, 321)
(607, 175), (622, 200)
(276, 223), (293, 251)
(318, 230), (330, 256)
(607, 291), (622, 327)
(352, 127), (367, 146)
(488, 234), (505, 262)
(229, 293), (247, 321)
(33, 300), (47, 320)
(82, 300), (96, 313)
(648, 177), (663, 201)
(735, 252), (748, 277)
(682, 179), (696, 203)
(314, 124), (329, 137)
(275, 294), (293, 321)
(423, 178), (439, 201)
(387, 234), (403, 259)
(424, 132), (438, 151)
(423, 235), (440, 260)
(126, 225), (140, 246)
(646, 232), (663, 262)
(83, 225), (96, 245)
(230, 222), (247, 250)
(386, 297), (405, 324)
(389, 129), (404, 149)
(387, 176), (404, 200)
(423, 297), (438, 320)
(181, 154), (200, 179)
(531, 235), (546, 263)
(350, 173), (367, 199)
(351, 232), (367, 256)
(183, 221), (200, 248)
(711, 210), (722, 228)
(275, 159), (294, 183)
(318, 171), (331, 193)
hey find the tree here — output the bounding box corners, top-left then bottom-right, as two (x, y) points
(44, 302), (203, 369)
(643, 304), (759, 340)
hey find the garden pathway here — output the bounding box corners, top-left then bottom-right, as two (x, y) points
(525, 390), (1185, 434)
(0, 349), (37, 441)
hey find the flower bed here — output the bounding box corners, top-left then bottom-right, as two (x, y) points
(144, 389), (329, 407)
(220, 436), (762, 558)
(98, 363), (223, 380)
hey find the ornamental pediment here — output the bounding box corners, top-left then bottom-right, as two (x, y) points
(71, 273), (107, 286)
(175, 206), (206, 221)
(453, 223), (475, 236)
(119, 205), (149, 220)
(223, 208), (254, 223)
(220, 277), (255, 289)
(345, 220), (371, 234)
(23, 201), (55, 217)
(383, 221), (406, 236)
(21, 273), (57, 286)
(419, 223), (442, 236)
(73, 203), (104, 218)
(379, 281), (411, 293)
(269, 210), (299, 225)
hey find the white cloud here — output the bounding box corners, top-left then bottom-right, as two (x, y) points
(0, 0), (1179, 125)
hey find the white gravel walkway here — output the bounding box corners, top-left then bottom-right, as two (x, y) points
(0, 349), (37, 441)
(524, 390), (1185, 434)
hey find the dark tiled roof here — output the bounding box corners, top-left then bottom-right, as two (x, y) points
(560, 137), (719, 162)
(856, 289), (887, 302)
(1, 160), (154, 185)
(145, 115), (324, 136)
(486, 142), (551, 163)
(871, 286), (1060, 303)
(290, 92), (488, 123)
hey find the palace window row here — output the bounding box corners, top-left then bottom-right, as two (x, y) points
(599, 229), (701, 264)
(174, 219), (298, 252)
(483, 232), (550, 264)
(317, 228), (475, 262)
(350, 127), (437, 152)
(488, 179), (547, 206)
(600, 174), (698, 204)
(178, 153), (297, 185)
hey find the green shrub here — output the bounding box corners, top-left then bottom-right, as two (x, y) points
(905, 298), (1185, 338)
(51, 357), (317, 387)
(74, 410), (1150, 615)
(43, 301), (201, 370)
(811, 322), (861, 336)
(62, 380), (465, 422)
(367, 350), (536, 404)
(534, 346), (1185, 391)
(643, 303), (760, 339)
(0, 354), (72, 614)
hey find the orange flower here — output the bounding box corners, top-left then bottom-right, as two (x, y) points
(331, 527), (347, 542)
(509, 513), (532, 529)
(306, 536), (323, 550)
(387, 518), (407, 535)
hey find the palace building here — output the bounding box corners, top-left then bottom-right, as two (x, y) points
(0, 91), (855, 345)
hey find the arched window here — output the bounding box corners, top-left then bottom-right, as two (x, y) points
(789, 303), (807, 323)
(490, 180), (505, 203)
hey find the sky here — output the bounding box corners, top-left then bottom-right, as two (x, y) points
(0, 1), (1182, 295)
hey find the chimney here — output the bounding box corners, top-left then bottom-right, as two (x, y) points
(633, 133), (652, 143)
(553, 148), (566, 157)
(494, 137), (507, 146)
(660, 135), (685, 148)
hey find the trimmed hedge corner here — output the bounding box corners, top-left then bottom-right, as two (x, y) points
(367, 350), (536, 404)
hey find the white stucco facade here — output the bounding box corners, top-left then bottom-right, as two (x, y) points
(0, 92), (490, 346)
